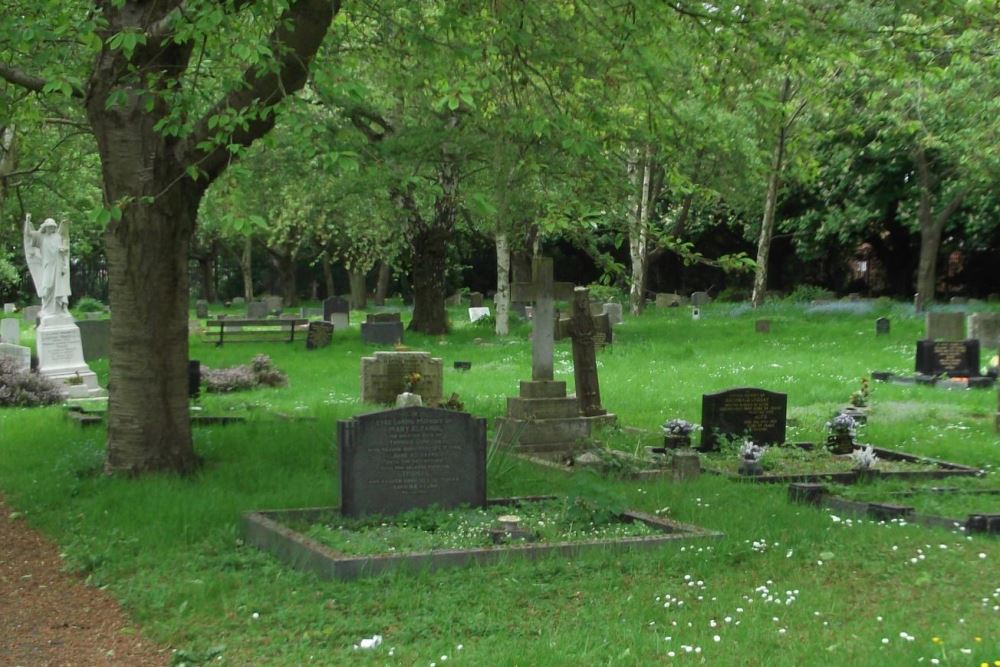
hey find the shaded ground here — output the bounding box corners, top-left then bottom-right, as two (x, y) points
(0, 496), (167, 667)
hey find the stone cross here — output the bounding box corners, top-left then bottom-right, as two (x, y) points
(510, 257), (573, 381)
(556, 287), (608, 417)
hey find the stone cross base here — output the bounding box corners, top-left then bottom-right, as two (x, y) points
(495, 379), (617, 459)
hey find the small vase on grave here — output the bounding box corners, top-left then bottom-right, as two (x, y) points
(826, 434), (854, 455)
(395, 392), (422, 408)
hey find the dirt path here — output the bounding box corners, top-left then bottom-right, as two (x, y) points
(0, 496), (168, 666)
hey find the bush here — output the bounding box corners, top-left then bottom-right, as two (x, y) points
(200, 354), (288, 393)
(74, 297), (106, 313)
(585, 284), (624, 304)
(0, 358), (63, 407)
(786, 284), (835, 303)
(716, 286), (751, 302)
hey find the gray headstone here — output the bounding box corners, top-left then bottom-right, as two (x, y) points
(360, 350), (443, 404)
(655, 293), (683, 308)
(22, 306), (40, 324)
(0, 342), (31, 372)
(925, 312), (965, 340)
(1, 318), (19, 345)
(361, 319), (404, 346)
(231, 297), (246, 307)
(338, 406), (486, 518)
(690, 291), (711, 306)
(263, 295), (283, 313)
(246, 301), (268, 319)
(323, 296), (350, 331)
(3, 303), (15, 314)
(77, 319), (111, 361)
(915, 340), (980, 377)
(700, 387), (787, 451)
(755, 319), (771, 333)
(305, 321), (334, 350)
(602, 302), (623, 325)
(968, 313), (1000, 350)
(468, 292), (484, 308)
(195, 300), (209, 319)
(445, 293), (463, 307)
(949, 296), (968, 305)
(875, 317), (890, 335)
(469, 307), (491, 322)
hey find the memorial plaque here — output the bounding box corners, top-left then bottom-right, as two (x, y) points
(338, 406), (487, 518)
(915, 340), (980, 377)
(875, 317), (890, 335)
(700, 387), (787, 451)
(77, 319), (111, 361)
(306, 321), (334, 350)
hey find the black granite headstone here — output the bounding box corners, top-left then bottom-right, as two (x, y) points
(700, 387), (787, 451)
(338, 406), (487, 518)
(306, 321), (334, 350)
(915, 339), (980, 377)
(323, 296), (350, 322)
(188, 360), (201, 398)
(875, 317), (890, 335)
(361, 312), (404, 345)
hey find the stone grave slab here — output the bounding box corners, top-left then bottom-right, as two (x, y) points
(655, 293), (683, 308)
(468, 307), (491, 323)
(361, 312), (404, 345)
(925, 312), (965, 340)
(915, 340), (980, 377)
(195, 300), (209, 319)
(246, 301), (268, 319)
(323, 296), (350, 331)
(602, 302), (623, 325)
(700, 387), (787, 451)
(77, 319), (111, 361)
(338, 406), (486, 517)
(1, 318), (19, 344)
(22, 306), (40, 324)
(875, 317), (890, 335)
(361, 350), (443, 405)
(0, 342), (31, 372)
(306, 321), (334, 350)
(690, 291), (711, 306)
(468, 292), (484, 308)
(968, 313), (1000, 350)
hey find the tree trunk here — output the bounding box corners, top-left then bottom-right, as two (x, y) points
(241, 236), (254, 302)
(913, 147), (966, 309)
(348, 269), (368, 310)
(374, 260), (391, 306)
(495, 231), (511, 335)
(322, 256), (335, 298)
(627, 144), (655, 316)
(408, 223), (449, 334)
(196, 253), (216, 302)
(271, 251), (298, 307)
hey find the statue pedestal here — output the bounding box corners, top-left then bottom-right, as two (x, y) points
(36, 314), (105, 397)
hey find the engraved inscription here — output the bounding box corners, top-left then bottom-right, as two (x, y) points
(41, 329), (80, 365)
(933, 342), (967, 371)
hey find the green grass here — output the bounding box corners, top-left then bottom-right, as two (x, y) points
(2, 300), (1000, 666)
(830, 477), (1000, 517)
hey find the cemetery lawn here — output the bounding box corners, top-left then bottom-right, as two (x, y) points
(1, 300), (999, 666)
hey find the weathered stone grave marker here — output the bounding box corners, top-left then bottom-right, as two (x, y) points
(323, 296), (350, 331)
(77, 319), (111, 361)
(246, 300), (268, 319)
(875, 317), (890, 335)
(691, 291), (711, 306)
(925, 312), (965, 340)
(755, 319), (771, 333)
(306, 321), (334, 350)
(915, 340), (980, 377)
(968, 313), (1000, 350)
(468, 292), (484, 308)
(656, 293), (683, 308)
(3, 303), (14, 314)
(468, 307), (491, 323)
(1, 318), (19, 345)
(22, 306), (40, 324)
(338, 406), (486, 518)
(0, 342), (31, 372)
(361, 350), (443, 404)
(700, 387), (787, 451)
(195, 300), (209, 319)
(556, 287), (612, 417)
(602, 302), (623, 325)
(231, 297), (246, 307)
(361, 312), (404, 345)
(263, 295), (283, 314)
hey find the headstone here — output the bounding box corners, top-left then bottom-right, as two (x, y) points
(968, 313), (1000, 350)
(263, 295), (283, 313)
(231, 297), (246, 307)
(360, 351), (443, 405)
(690, 291), (711, 306)
(510, 257), (574, 381)
(360, 312), (404, 345)
(338, 406), (486, 518)
(950, 296), (968, 305)
(3, 303), (14, 314)
(468, 307), (491, 323)
(875, 317), (890, 335)
(655, 293), (683, 308)
(524, 305), (534, 320)
(22, 306), (40, 324)
(0, 342), (31, 372)
(468, 292), (484, 308)
(510, 302), (527, 318)
(77, 319), (111, 361)
(925, 312), (965, 340)
(305, 321), (334, 350)
(323, 296), (350, 331)
(34, 314), (104, 396)
(671, 449), (701, 481)
(195, 300), (209, 319)
(188, 359), (201, 398)
(700, 387), (788, 451)
(755, 319), (771, 333)
(602, 302), (623, 325)
(1, 318), (19, 345)
(589, 302), (604, 317)
(246, 300), (268, 319)
(445, 293), (463, 307)
(556, 287), (610, 417)
(915, 340), (980, 377)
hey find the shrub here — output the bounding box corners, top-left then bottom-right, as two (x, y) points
(200, 354), (288, 393)
(0, 358), (63, 407)
(74, 297), (106, 313)
(786, 284), (835, 303)
(585, 284), (624, 303)
(716, 286), (750, 302)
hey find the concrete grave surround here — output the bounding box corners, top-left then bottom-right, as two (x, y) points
(1, 318), (19, 345)
(468, 307), (491, 323)
(35, 314), (104, 396)
(22, 305), (40, 324)
(700, 387), (787, 451)
(360, 312), (404, 345)
(0, 342), (31, 372)
(602, 302), (624, 325)
(875, 317), (890, 335)
(968, 313), (1000, 350)
(360, 350), (443, 405)
(77, 319), (111, 361)
(323, 296), (350, 331)
(305, 321), (334, 350)
(338, 406), (486, 518)
(925, 312), (965, 340)
(655, 293), (684, 308)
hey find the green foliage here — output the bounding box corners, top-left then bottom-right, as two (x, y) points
(74, 296), (105, 313)
(786, 284), (835, 303)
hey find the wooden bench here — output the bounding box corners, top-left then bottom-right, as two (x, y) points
(205, 318), (308, 346)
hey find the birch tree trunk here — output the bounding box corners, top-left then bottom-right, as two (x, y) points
(628, 144), (654, 316)
(495, 231), (511, 335)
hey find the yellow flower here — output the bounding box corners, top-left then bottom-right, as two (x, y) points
(931, 637), (942, 644)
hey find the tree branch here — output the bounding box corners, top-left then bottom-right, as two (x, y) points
(179, 0), (340, 185)
(0, 63), (85, 98)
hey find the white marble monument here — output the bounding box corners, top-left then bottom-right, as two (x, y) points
(23, 214), (104, 396)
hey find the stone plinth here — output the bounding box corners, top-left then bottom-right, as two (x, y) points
(35, 315), (104, 396)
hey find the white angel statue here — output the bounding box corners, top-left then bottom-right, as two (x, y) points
(23, 214), (71, 317)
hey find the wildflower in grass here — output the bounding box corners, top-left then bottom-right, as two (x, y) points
(739, 440), (766, 463)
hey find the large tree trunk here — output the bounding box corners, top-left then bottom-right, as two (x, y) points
(913, 148), (966, 309)
(408, 223), (449, 334)
(374, 260), (391, 306)
(240, 236), (254, 302)
(270, 250), (298, 307)
(494, 231), (511, 335)
(348, 269), (368, 310)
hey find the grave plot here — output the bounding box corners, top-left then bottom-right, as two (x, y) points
(788, 480), (1000, 535)
(872, 339), (996, 390)
(242, 406), (721, 580)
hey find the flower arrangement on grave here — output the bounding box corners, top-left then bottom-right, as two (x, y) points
(849, 377), (870, 408)
(850, 445), (879, 471)
(738, 440), (766, 476)
(403, 371), (422, 393)
(825, 414), (857, 454)
(661, 419), (702, 448)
